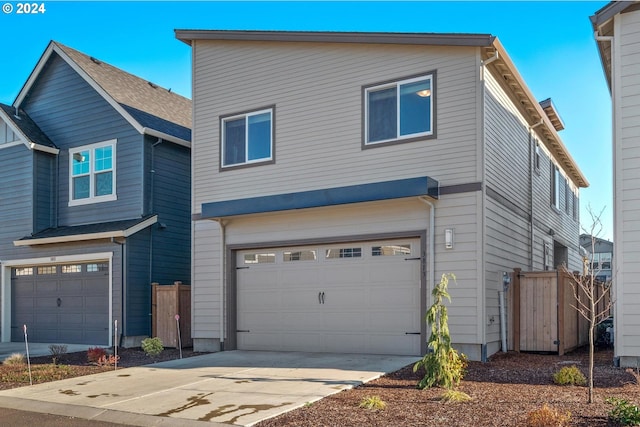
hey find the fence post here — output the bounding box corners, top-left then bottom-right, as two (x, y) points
(557, 270), (565, 356)
(513, 268), (521, 352)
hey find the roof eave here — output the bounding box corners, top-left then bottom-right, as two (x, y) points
(13, 215), (158, 246)
(488, 38), (588, 188)
(175, 29), (496, 47)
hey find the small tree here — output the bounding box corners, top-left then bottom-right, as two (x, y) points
(562, 206), (613, 404)
(413, 273), (466, 390)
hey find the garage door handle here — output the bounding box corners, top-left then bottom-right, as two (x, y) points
(321, 292), (325, 304)
(405, 332), (420, 335)
(57, 297), (62, 307)
(404, 257), (421, 261)
(318, 292), (325, 304)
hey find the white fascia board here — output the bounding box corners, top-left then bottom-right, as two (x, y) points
(13, 215), (158, 246)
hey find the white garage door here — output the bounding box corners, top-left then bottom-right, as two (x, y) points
(236, 239), (422, 356)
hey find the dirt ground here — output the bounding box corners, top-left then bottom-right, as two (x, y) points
(1, 346), (639, 426)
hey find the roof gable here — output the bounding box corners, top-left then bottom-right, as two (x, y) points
(13, 41), (191, 146)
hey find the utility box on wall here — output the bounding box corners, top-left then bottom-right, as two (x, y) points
(151, 282), (192, 348)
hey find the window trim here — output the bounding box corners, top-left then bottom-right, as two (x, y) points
(219, 105), (275, 171)
(551, 165), (561, 212)
(68, 139), (117, 207)
(362, 71), (436, 149)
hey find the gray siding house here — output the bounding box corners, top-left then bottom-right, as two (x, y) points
(0, 41), (191, 347)
(176, 30), (588, 361)
(592, 1), (640, 367)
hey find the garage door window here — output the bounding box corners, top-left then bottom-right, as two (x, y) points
(284, 250), (317, 262)
(87, 263), (109, 272)
(14, 267), (33, 276)
(244, 253), (276, 264)
(37, 266), (56, 275)
(325, 247), (362, 259)
(62, 265), (82, 273)
(372, 244), (411, 256)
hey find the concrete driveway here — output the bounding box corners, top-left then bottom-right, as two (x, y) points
(0, 350), (418, 426)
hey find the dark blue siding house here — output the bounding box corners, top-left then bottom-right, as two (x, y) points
(0, 41), (191, 347)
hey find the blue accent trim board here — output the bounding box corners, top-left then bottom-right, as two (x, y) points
(201, 176), (439, 218)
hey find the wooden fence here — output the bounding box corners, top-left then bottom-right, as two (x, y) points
(510, 268), (611, 355)
(151, 282), (192, 348)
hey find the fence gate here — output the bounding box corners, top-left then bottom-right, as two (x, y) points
(515, 271), (559, 353)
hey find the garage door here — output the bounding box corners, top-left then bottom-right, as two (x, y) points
(11, 262), (110, 345)
(236, 239), (422, 356)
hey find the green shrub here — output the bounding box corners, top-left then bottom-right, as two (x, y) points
(141, 337), (164, 357)
(87, 347), (107, 364)
(413, 273), (467, 390)
(440, 389), (471, 403)
(607, 397), (640, 426)
(359, 395), (386, 410)
(526, 404), (571, 427)
(553, 365), (586, 386)
(2, 353), (25, 366)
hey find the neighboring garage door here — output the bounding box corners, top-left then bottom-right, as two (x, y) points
(236, 239), (422, 356)
(11, 262), (110, 345)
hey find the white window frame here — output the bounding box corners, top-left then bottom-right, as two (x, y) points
(68, 139), (117, 206)
(364, 73), (435, 146)
(220, 107), (274, 169)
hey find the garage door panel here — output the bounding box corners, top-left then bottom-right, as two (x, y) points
(370, 288), (418, 307)
(237, 238), (422, 356)
(322, 312), (368, 330)
(11, 263), (109, 345)
(36, 281), (57, 293)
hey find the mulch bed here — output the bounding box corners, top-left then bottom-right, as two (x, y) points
(256, 347), (640, 427)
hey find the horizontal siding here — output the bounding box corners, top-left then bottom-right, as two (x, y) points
(22, 52), (144, 225)
(148, 138), (191, 285)
(0, 145), (33, 260)
(192, 220), (222, 339)
(615, 9), (640, 361)
(192, 40), (479, 212)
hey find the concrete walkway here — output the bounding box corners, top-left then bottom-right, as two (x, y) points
(0, 350), (418, 426)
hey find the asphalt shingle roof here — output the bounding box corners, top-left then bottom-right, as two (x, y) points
(0, 103), (56, 149)
(55, 42), (191, 141)
(18, 215), (156, 241)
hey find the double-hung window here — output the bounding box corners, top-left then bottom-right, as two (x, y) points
(221, 107), (274, 169)
(69, 140), (116, 206)
(364, 73), (435, 146)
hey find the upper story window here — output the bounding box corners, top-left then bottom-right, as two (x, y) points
(551, 165), (561, 211)
(221, 107), (274, 169)
(364, 72), (435, 146)
(69, 139), (116, 206)
(534, 142), (541, 172)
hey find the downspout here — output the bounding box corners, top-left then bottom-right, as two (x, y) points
(528, 120), (544, 270)
(148, 138), (163, 334)
(213, 218), (227, 350)
(112, 237), (125, 347)
(419, 196), (436, 313)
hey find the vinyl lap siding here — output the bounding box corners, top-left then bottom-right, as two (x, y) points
(0, 145), (34, 258)
(192, 220), (222, 340)
(21, 53), (144, 225)
(192, 41), (479, 211)
(33, 151), (56, 232)
(617, 10), (640, 356)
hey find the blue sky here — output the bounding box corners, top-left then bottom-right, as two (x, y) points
(0, 1), (613, 240)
